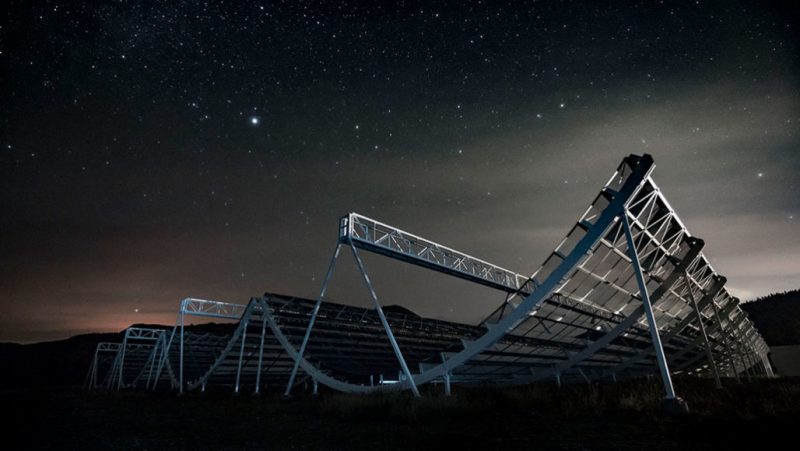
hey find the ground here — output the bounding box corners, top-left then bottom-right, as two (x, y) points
(4, 377), (798, 450)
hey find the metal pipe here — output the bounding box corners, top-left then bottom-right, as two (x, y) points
(235, 321), (249, 393)
(622, 213), (677, 400)
(709, 299), (740, 384)
(254, 302), (268, 395)
(350, 242), (421, 397)
(145, 338), (158, 389)
(284, 244), (342, 397)
(152, 325), (176, 390)
(179, 310), (185, 394)
(684, 272), (722, 389)
(117, 331), (128, 390)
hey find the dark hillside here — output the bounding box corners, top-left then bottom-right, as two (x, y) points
(0, 323), (235, 388)
(742, 289), (800, 346)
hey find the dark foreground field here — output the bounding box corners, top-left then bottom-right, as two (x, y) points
(4, 377), (799, 450)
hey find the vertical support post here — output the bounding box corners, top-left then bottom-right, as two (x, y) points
(738, 351), (750, 381)
(349, 242), (421, 398)
(555, 372), (562, 388)
(235, 321), (249, 393)
(313, 379), (319, 395)
(710, 299), (740, 384)
(684, 273), (722, 389)
(577, 367), (591, 384)
(745, 346), (758, 378)
(440, 352), (451, 397)
(105, 359), (114, 390)
(152, 324), (176, 390)
(145, 334), (163, 390)
(739, 346), (752, 381)
(92, 355), (99, 389)
(145, 343), (156, 389)
(612, 373), (617, 383)
(753, 352), (765, 376)
(732, 327), (752, 382)
(621, 213), (678, 401)
(285, 244), (342, 397)
(179, 309), (185, 394)
(254, 302), (268, 395)
(86, 347), (98, 390)
(117, 331), (129, 390)
(107, 353), (120, 390)
(762, 353), (774, 378)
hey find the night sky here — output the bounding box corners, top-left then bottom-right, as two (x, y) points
(2, 1), (798, 343)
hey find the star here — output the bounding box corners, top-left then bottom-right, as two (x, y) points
(250, 116), (260, 126)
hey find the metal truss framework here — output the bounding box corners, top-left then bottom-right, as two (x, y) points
(85, 327), (169, 391)
(91, 154), (772, 400)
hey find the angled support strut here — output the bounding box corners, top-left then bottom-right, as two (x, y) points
(284, 243), (343, 396)
(349, 242), (421, 397)
(621, 212), (677, 400)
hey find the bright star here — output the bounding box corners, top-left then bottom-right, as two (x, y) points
(250, 116), (260, 126)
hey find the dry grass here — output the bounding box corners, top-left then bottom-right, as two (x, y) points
(4, 377), (799, 450)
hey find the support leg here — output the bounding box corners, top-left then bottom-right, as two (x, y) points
(350, 242), (421, 397)
(107, 354), (120, 390)
(145, 337), (160, 390)
(762, 353), (775, 377)
(235, 321), (249, 394)
(733, 331), (752, 382)
(710, 300), (740, 384)
(440, 353), (451, 396)
(684, 273), (722, 389)
(86, 349), (98, 390)
(285, 244), (342, 397)
(179, 310), (185, 394)
(622, 214), (686, 413)
(152, 324), (176, 390)
(254, 303), (268, 395)
(745, 347), (759, 378)
(578, 367), (591, 384)
(117, 332), (129, 390)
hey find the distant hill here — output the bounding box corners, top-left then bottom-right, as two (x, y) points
(0, 323), (235, 388)
(742, 289), (800, 346)
(0, 331), (122, 388)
